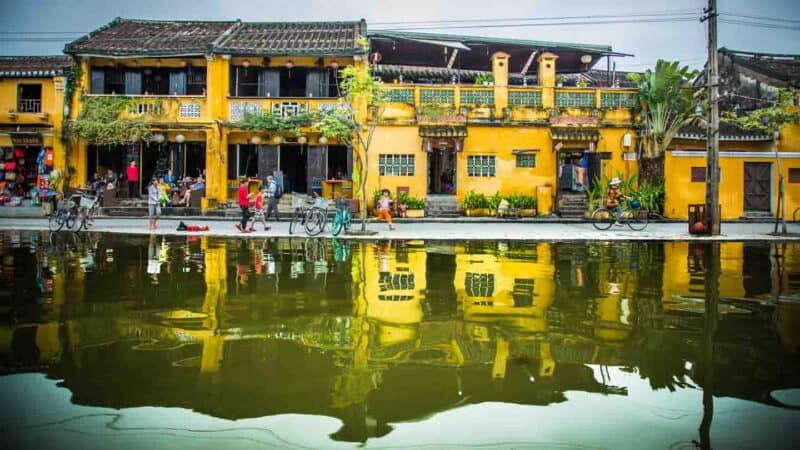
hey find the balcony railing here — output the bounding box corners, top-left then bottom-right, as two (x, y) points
(82, 94), (209, 123)
(228, 98), (341, 122)
(17, 98), (42, 113)
(383, 84), (638, 110)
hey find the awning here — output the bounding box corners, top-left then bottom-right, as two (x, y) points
(550, 127), (600, 142)
(419, 125), (468, 138)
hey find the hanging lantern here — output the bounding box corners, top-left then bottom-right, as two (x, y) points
(425, 139), (433, 153)
(153, 133), (166, 144)
(318, 136), (328, 145)
(329, 60), (339, 70)
(242, 59), (251, 68)
(297, 136), (307, 144)
(272, 135), (283, 145)
(285, 60), (294, 69)
(250, 135), (261, 145)
(175, 134), (185, 144)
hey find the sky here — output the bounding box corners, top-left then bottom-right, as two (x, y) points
(0, 0), (798, 71)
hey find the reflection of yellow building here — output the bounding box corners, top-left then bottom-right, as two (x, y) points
(455, 243), (554, 332)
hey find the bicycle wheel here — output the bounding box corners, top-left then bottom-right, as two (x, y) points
(627, 209), (649, 231)
(331, 210), (344, 236)
(48, 210), (65, 232)
(288, 208), (303, 235)
(304, 208), (326, 236)
(65, 210), (77, 230)
(75, 209), (88, 232)
(591, 208), (614, 231)
(342, 210), (352, 233)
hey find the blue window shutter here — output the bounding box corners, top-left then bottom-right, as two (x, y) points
(169, 70), (187, 95)
(90, 69), (105, 94)
(124, 71), (142, 95)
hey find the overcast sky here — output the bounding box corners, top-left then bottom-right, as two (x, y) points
(1, 0), (798, 70)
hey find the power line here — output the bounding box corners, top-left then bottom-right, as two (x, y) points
(720, 13), (800, 25)
(719, 19), (800, 31)
(379, 17), (699, 31)
(370, 9), (699, 25)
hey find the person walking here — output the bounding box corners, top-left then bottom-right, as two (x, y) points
(235, 176), (251, 233)
(248, 186), (270, 231)
(126, 160), (139, 199)
(264, 175), (280, 222)
(147, 178), (161, 230)
(375, 189), (396, 231)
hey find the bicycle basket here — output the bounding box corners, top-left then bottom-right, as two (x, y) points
(79, 196), (96, 208)
(292, 196), (307, 209)
(313, 197), (329, 210)
(335, 198), (349, 210)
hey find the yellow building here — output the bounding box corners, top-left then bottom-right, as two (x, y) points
(368, 31), (639, 216)
(664, 48), (800, 220)
(63, 18), (365, 207)
(0, 56), (71, 199)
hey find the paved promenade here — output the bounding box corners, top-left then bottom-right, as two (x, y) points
(1, 217), (799, 241)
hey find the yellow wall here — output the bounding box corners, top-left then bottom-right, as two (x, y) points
(664, 129), (800, 219)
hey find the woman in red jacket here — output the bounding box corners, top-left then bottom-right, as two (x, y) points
(126, 160), (139, 198)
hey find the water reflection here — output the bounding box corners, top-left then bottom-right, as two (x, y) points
(1, 231), (800, 446)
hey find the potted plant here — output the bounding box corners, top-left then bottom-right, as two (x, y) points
(556, 75), (567, 87)
(486, 192), (502, 217)
(462, 190), (489, 216)
(578, 79), (589, 88)
(398, 192), (425, 218)
(475, 74), (494, 86)
(519, 195), (537, 217)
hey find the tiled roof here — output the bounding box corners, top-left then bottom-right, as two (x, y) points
(65, 18), (366, 57)
(676, 121), (774, 141)
(721, 48), (800, 88)
(65, 18), (237, 56)
(216, 21), (366, 56)
(0, 55), (72, 77)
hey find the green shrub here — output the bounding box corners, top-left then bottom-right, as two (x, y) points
(463, 190), (488, 209)
(398, 192), (425, 209)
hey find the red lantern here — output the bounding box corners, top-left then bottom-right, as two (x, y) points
(329, 60), (339, 70)
(692, 221), (707, 234)
(370, 52), (382, 64)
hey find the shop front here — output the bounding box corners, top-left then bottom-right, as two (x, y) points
(420, 126), (466, 195)
(0, 131), (57, 207)
(551, 127), (602, 193)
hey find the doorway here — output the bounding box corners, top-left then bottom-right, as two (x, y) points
(744, 162), (771, 212)
(428, 150), (456, 195)
(279, 145), (307, 193)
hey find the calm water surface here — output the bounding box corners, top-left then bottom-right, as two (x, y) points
(1, 231), (799, 449)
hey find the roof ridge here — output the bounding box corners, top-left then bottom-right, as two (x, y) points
(721, 47), (800, 59)
(368, 29), (613, 53)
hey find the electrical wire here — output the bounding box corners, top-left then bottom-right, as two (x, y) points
(370, 9), (699, 25)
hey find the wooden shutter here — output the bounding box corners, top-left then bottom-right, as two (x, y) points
(346, 145), (353, 178)
(124, 71), (142, 95)
(90, 69), (105, 94)
(307, 146), (327, 193)
(257, 145), (279, 180)
(259, 69), (280, 97)
(306, 70), (327, 97)
(169, 70), (187, 95)
(171, 143), (185, 179)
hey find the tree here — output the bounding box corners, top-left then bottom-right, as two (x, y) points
(725, 88), (800, 233)
(628, 60), (701, 183)
(314, 56), (387, 233)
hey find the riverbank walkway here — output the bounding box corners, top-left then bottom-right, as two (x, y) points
(1, 217), (799, 241)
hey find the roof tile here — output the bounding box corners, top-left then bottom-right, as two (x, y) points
(0, 55), (72, 77)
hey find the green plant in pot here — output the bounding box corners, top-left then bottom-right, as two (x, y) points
(398, 192), (426, 218)
(462, 190), (489, 216)
(556, 75), (567, 87)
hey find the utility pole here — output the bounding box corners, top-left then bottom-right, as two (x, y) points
(704, 0), (721, 235)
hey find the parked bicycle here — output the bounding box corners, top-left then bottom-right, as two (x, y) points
(48, 192), (79, 232)
(288, 193), (329, 236)
(73, 191), (100, 232)
(591, 198), (649, 231)
(331, 197), (352, 237)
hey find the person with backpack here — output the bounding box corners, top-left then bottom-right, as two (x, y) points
(264, 175), (281, 222)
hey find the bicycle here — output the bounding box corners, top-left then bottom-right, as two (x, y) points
(331, 197), (352, 237)
(288, 193), (328, 236)
(48, 193), (80, 232)
(591, 199), (649, 231)
(73, 192), (100, 232)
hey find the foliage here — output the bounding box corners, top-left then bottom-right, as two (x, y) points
(237, 111), (313, 137)
(506, 193), (536, 209)
(722, 88), (800, 134)
(462, 190), (489, 209)
(632, 60), (701, 159)
(556, 75), (567, 85)
(314, 105), (356, 145)
(587, 173), (665, 213)
(68, 95), (152, 145)
(577, 79), (588, 88)
(420, 104), (456, 117)
(398, 192), (425, 209)
(487, 192), (503, 211)
(474, 73), (494, 85)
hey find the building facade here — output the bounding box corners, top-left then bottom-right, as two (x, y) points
(0, 56), (72, 202)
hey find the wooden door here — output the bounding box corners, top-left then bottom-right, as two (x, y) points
(307, 146), (327, 194)
(257, 145), (278, 180)
(743, 162), (771, 212)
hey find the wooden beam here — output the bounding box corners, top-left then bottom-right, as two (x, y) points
(447, 49), (459, 69)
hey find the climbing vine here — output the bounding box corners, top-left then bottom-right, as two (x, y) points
(236, 111), (314, 137)
(68, 95), (152, 145)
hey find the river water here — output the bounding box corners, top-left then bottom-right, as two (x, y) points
(1, 231), (799, 449)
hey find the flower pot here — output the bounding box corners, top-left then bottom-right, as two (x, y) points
(405, 208), (424, 218)
(465, 208), (486, 217)
(521, 208), (536, 217)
